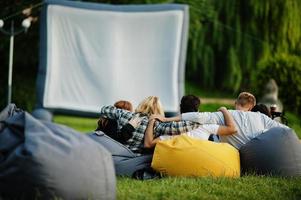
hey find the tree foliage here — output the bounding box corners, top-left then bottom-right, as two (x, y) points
(0, 0), (300, 113)
(255, 54), (301, 114)
(184, 0), (301, 94)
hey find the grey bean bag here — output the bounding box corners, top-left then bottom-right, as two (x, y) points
(89, 132), (153, 177)
(0, 104), (116, 200)
(0, 103), (22, 130)
(240, 127), (301, 176)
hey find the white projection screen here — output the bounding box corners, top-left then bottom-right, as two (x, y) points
(36, 0), (189, 116)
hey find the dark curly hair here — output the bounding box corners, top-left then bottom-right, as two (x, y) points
(251, 104), (271, 118)
(180, 95), (201, 114)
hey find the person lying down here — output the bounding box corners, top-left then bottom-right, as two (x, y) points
(144, 107), (237, 148)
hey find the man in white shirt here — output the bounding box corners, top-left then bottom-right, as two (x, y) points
(180, 110), (288, 149)
(155, 93), (289, 149)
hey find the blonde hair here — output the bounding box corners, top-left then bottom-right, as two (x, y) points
(236, 92), (256, 107)
(135, 96), (165, 116)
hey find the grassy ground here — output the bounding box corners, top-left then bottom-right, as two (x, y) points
(286, 112), (301, 136)
(185, 82), (234, 99)
(54, 115), (98, 133)
(117, 176), (301, 200)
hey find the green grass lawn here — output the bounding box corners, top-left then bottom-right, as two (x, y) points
(286, 112), (301, 137)
(53, 102), (301, 200)
(118, 176), (301, 200)
(54, 115), (98, 133)
(185, 82), (234, 99)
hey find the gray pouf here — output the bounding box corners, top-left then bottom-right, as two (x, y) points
(89, 132), (153, 177)
(240, 127), (301, 176)
(0, 107), (116, 200)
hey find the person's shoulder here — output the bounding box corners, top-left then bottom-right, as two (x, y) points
(243, 111), (271, 121)
(228, 110), (245, 116)
(230, 110), (265, 119)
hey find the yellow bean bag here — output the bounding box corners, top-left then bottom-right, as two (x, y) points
(151, 135), (240, 177)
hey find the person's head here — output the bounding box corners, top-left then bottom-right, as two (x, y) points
(180, 95), (201, 114)
(135, 96), (165, 116)
(114, 100), (133, 112)
(95, 117), (117, 134)
(235, 92), (256, 111)
(251, 104), (271, 118)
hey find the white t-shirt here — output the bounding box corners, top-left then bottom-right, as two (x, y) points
(160, 124), (219, 141)
(181, 110), (288, 149)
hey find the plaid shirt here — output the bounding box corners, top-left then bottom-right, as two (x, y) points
(99, 105), (200, 153)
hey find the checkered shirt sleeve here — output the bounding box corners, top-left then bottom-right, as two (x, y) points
(100, 105), (133, 126)
(154, 120), (201, 137)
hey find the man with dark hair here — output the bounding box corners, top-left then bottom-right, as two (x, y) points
(251, 104), (271, 118)
(180, 95), (217, 142)
(180, 95), (200, 113)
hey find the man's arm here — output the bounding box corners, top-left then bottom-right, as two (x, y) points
(151, 112), (217, 125)
(153, 120), (200, 137)
(181, 112), (220, 124)
(152, 112), (220, 124)
(149, 114), (181, 122)
(149, 114), (197, 136)
(216, 107), (237, 136)
(100, 105), (134, 125)
(100, 105), (120, 119)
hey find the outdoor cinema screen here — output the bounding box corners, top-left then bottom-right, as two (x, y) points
(36, 0), (189, 115)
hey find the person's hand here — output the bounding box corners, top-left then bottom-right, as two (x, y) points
(149, 114), (166, 122)
(218, 106), (227, 112)
(129, 116), (142, 128)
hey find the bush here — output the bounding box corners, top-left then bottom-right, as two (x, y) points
(0, 73), (36, 112)
(254, 54), (301, 114)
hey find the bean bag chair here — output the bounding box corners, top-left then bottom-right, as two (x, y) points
(240, 127), (301, 177)
(89, 132), (153, 177)
(0, 105), (116, 200)
(0, 103), (22, 130)
(151, 135), (240, 177)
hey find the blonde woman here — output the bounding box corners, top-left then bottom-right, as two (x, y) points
(121, 96), (165, 140)
(135, 96), (165, 117)
(96, 96), (165, 150)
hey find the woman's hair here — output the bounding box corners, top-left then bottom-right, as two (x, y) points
(95, 117), (117, 133)
(180, 95), (201, 114)
(114, 100), (133, 112)
(251, 104), (271, 118)
(135, 96), (165, 116)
